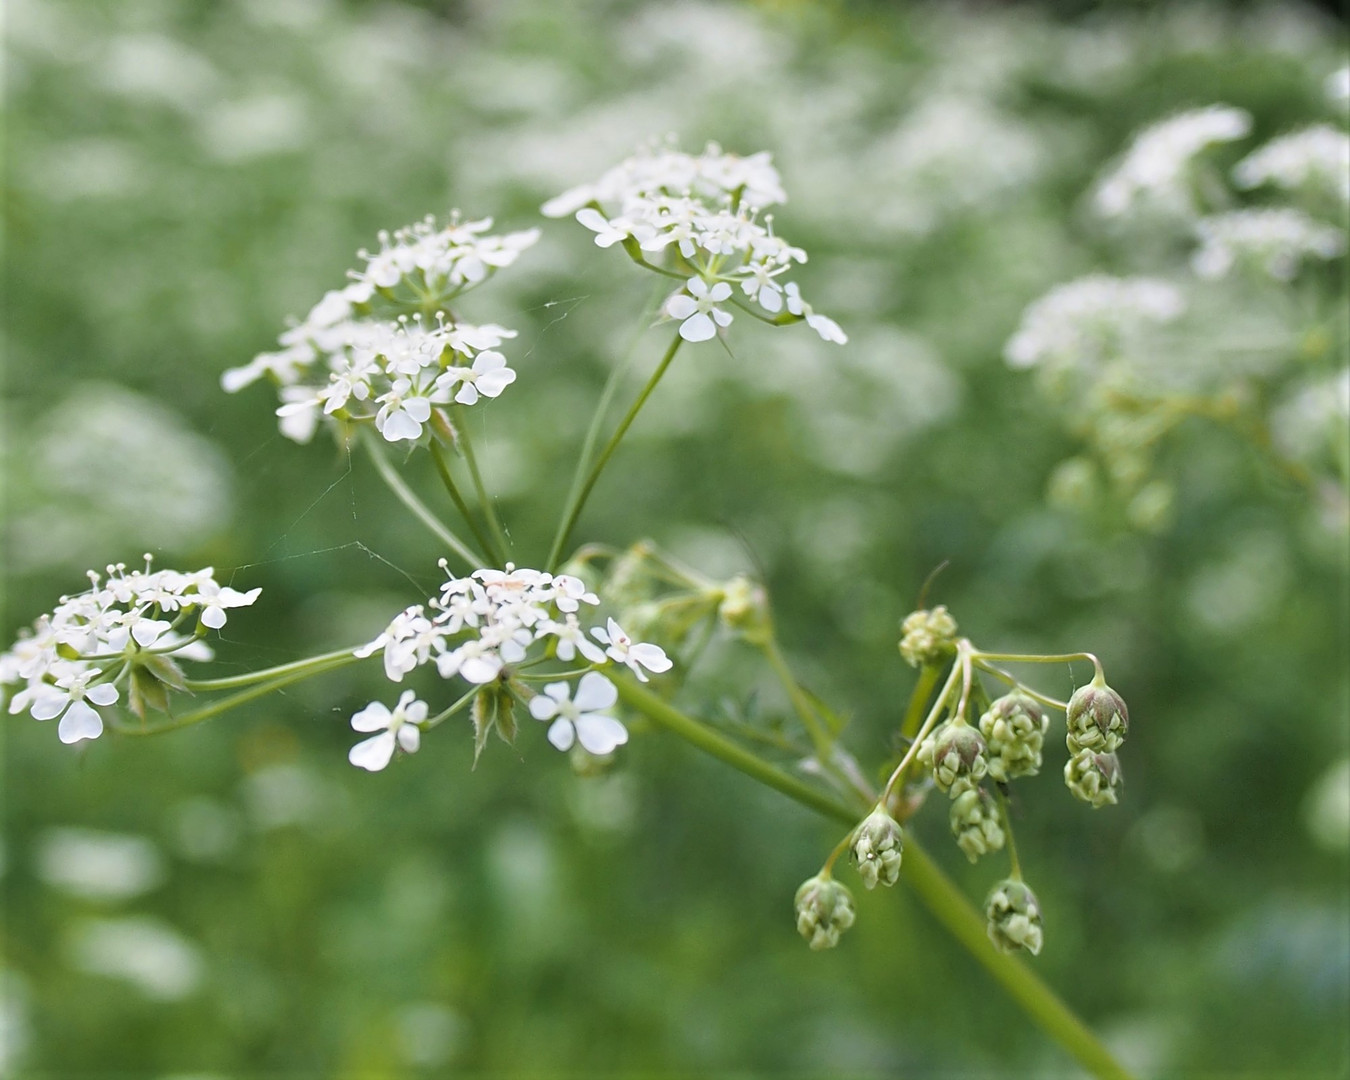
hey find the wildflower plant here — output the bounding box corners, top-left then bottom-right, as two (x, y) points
(1008, 96), (1349, 532)
(5, 141), (1137, 1078)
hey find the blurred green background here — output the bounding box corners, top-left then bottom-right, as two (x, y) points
(3, 0), (1348, 1076)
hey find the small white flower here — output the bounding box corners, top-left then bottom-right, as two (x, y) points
(374, 379), (434, 441)
(1232, 125), (1350, 203)
(448, 351), (516, 406)
(591, 618), (673, 682)
(666, 278), (734, 342)
(30, 668), (120, 745)
(348, 690), (426, 771)
(528, 672), (627, 754)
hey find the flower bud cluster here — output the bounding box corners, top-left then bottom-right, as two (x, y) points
(1, 558), (261, 744)
(916, 718), (989, 794)
(985, 878), (1044, 956)
(543, 142), (846, 345)
(898, 605), (958, 667)
(1065, 748), (1123, 808)
(950, 785), (1006, 864)
(794, 874), (856, 951)
(222, 214), (538, 445)
(351, 562), (672, 765)
(1063, 681), (1127, 807)
(849, 809), (904, 890)
(979, 691), (1048, 782)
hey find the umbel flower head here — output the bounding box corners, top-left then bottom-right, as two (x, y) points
(917, 717), (989, 795)
(794, 874), (856, 951)
(985, 878), (1044, 955)
(850, 809), (904, 890)
(898, 605), (958, 667)
(979, 691), (1049, 782)
(350, 562), (671, 765)
(1065, 748), (1123, 808)
(1066, 679), (1129, 753)
(543, 140), (846, 345)
(1, 557), (261, 744)
(221, 213), (537, 444)
(950, 785), (1005, 863)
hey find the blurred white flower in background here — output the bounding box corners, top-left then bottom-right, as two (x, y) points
(6, 383), (234, 573)
(1191, 209), (1346, 281)
(1233, 125), (1350, 204)
(67, 917), (204, 1001)
(35, 828), (166, 902)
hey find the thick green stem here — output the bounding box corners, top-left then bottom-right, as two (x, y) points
(453, 409), (510, 564)
(428, 439), (498, 565)
(546, 331), (683, 570)
(362, 431), (485, 568)
(615, 679), (1133, 1080)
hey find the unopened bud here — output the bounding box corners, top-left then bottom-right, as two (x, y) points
(917, 719), (989, 795)
(794, 874), (856, 951)
(985, 878), (1044, 956)
(950, 785), (1005, 863)
(979, 691), (1049, 782)
(717, 575), (772, 646)
(1066, 680), (1128, 753)
(899, 606), (958, 668)
(1064, 748), (1123, 807)
(850, 809), (904, 889)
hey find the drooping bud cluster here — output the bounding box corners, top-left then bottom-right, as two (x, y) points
(917, 718), (989, 794)
(950, 785), (1006, 863)
(222, 214), (538, 444)
(1, 557), (261, 744)
(1066, 680), (1129, 753)
(542, 141), (846, 345)
(898, 605), (958, 667)
(350, 562), (672, 766)
(794, 874), (856, 950)
(985, 878), (1044, 955)
(850, 809), (904, 890)
(1065, 749), (1123, 808)
(979, 691), (1049, 782)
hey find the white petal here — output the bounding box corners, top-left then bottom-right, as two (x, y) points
(86, 683), (120, 707)
(573, 672), (618, 712)
(30, 689), (68, 721)
(459, 654), (501, 684)
(131, 618), (171, 646)
(349, 731), (396, 771)
(455, 383), (481, 407)
(472, 351), (506, 374)
(666, 295), (698, 320)
(396, 725), (421, 753)
(708, 282), (732, 301)
(529, 695), (560, 721)
(631, 643), (672, 673)
(574, 713), (628, 755)
(711, 308), (733, 328)
(381, 411), (423, 441)
(474, 368), (516, 398)
(200, 605), (227, 629)
(759, 287), (783, 313)
(351, 701), (392, 733)
(575, 208), (611, 234)
(547, 717), (576, 751)
(679, 313), (716, 342)
(544, 682), (571, 703)
(58, 701), (104, 743)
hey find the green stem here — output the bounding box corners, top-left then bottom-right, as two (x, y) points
(762, 636), (836, 765)
(116, 652), (361, 736)
(362, 431), (485, 568)
(183, 647), (365, 692)
(881, 660), (962, 805)
(973, 659), (1068, 711)
(900, 665), (942, 741)
(615, 679), (1134, 1080)
(428, 439), (498, 566)
(454, 409), (509, 565)
(546, 331), (684, 570)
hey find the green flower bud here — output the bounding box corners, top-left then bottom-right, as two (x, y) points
(978, 691), (1048, 782)
(850, 810), (904, 889)
(1066, 681), (1129, 753)
(985, 878), (1044, 956)
(1064, 748), (1123, 808)
(794, 874), (856, 951)
(917, 718), (989, 795)
(950, 785), (1005, 863)
(717, 574), (772, 646)
(899, 606), (958, 668)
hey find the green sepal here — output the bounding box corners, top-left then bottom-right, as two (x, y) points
(128, 666), (170, 719)
(141, 653), (189, 692)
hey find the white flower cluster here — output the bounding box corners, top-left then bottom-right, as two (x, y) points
(1004, 275), (1187, 371)
(1093, 105), (1252, 218)
(349, 563), (672, 769)
(543, 142), (846, 344)
(1233, 125), (1350, 204)
(222, 214), (539, 444)
(1, 559), (261, 744)
(1327, 65), (1350, 106)
(1192, 208), (1346, 281)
